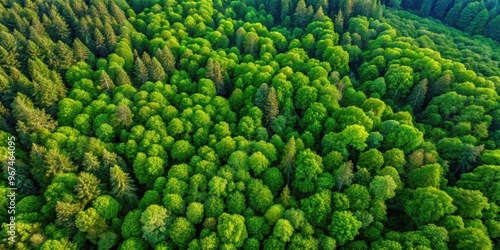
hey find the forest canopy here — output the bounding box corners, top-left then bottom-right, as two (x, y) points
(1, 0), (500, 249)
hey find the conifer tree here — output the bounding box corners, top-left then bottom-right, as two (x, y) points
(467, 8), (489, 35)
(281, 137), (296, 185)
(335, 10), (345, 34)
(206, 58), (225, 95)
(56, 201), (81, 226)
(115, 67), (132, 85)
(336, 160), (354, 191)
(264, 87), (279, 125)
(155, 45), (176, 73)
(314, 6), (326, 21)
(148, 57), (166, 82)
(294, 0), (308, 27)
(281, 0), (291, 24)
(94, 28), (107, 56)
(444, 2), (462, 27)
(134, 56), (149, 84)
(255, 83), (270, 111)
(408, 78), (428, 111)
(110, 165), (138, 204)
(75, 172), (101, 206)
(99, 70), (115, 91)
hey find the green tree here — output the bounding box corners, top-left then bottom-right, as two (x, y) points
(169, 217), (195, 247)
(217, 213), (248, 247)
(293, 149), (323, 193)
(141, 204), (172, 245)
(329, 211), (362, 246)
(405, 187), (457, 225)
(273, 219), (294, 242)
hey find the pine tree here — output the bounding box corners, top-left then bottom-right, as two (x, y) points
(206, 58), (225, 95)
(115, 67), (132, 85)
(281, 185), (291, 207)
(94, 28), (107, 56)
(255, 83), (270, 111)
(294, 0), (308, 27)
(314, 6), (326, 21)
(134, 56), (149, 85)
(75, 172), (101, 206)
(419, 0), (433, 16)
(485, 15), (500, 41)
(281, 0), (292, 24)
(444, 3), (462, 27)
(467, 8), (489, 35)
(341, 0), (354, 19)
(82, 152), (100, 172)
(56, 201), (81, 226)
(72, 38), (93, 62)
(103, 23), (117, 51)
(408, 78), (428, 111)
(281, 137), (296, 185)
(264, 87), (279, 125)
(149, 57), (166, 82)
(428, 74), (451, 100)
(11, 93), (57, 145)
(110, 165), (138, 204)
(457, 2), (485, 31)
(335, 10), (345, 34)
(99, 70), (115, 91)
(432, 0), (454, 19)
(155, 45), (176, 73)
(336, 160), (354, 191)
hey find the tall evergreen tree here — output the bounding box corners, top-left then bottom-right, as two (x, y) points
(99, 70), (115, 91)
(432, 0), (454, 19)
(206, 58), (225, 95)
(264, 87), (279, 125)
(110, 165), (138, 205)
(148, 57), (166, 82)
(134, 56), (149, 85)
(294, 0), (308, 27)
(155, 45), (176, 73)
(75, 172), (101, 206)
(444, 2), (462, 27)
(467, 8), (489, 35)
(408, 78), (428, 111)
(281, 137), (296, 185)
(485, 15), (500, 41)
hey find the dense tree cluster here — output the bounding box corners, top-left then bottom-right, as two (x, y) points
(1, 0), (500, 249)
(383, 0), (500, 42)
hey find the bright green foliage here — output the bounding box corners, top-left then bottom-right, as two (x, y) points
(369, 175), (397, 201)
(273, 219), (294, 242)
(187, 202), (204, 224)
(121, 210), (142, 239)
(329, 211), (362, 246)
(169, 217), (196, 247)
(405, 187), (457, 225)
(141, 205), (171, 245)
(217, 213), (248, 247)
(93, 195), (121, 220)
(408, 163), (442, 189)
(345, 184), (371, 211)
(294, 149), (323, 193)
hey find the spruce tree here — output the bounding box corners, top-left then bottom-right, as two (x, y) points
(264, 87), (279, 125)
(206, 58), (225, 95)
(134, 56), (148, 85)
(110, 165), (138, 204)
(408, 78), (428, 111)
